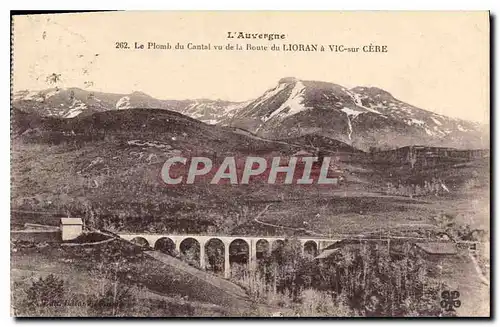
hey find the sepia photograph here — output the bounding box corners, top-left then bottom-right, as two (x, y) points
(9, 11), (490, 317)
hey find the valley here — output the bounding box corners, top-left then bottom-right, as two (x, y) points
(11, 105), (489, 238)
(10, 77), (490, 317)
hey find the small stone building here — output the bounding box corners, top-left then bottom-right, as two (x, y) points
(60, 218), (83, 241)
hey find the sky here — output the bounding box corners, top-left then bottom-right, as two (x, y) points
(12, 11), (489, 123)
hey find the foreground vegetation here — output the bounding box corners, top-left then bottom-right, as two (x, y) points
(13, 235), (470, 317)
(231, 239), (455, 317)
(11, 239), (241, 317)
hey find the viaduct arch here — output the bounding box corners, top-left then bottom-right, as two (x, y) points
(121, 233), (339, 278)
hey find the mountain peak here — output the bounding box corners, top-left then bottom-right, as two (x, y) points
(130, 90), (152, 98)
(278, 77), (299, 84)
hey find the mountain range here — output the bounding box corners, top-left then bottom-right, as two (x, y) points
(12, 77), (488, 151)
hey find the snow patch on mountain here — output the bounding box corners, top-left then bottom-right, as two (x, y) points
(64, 99), (87, 118)
(201, 119), (218, 125)
(252, 83), (287, 109)
(343, 89), (382, 115)
(341, 107), (363, 118)
(409, 118), (425, 126)
(116, 96), (132, 110)
(265, 81), (309, 122)
(185, 101), (200, 112)
(431, 117), (442, 126)
(64, 109), (82, 118)
(13, 91), (30, 101)
(15, 89), (62, 102)
(341, 107), (362, 141)
(179, 99), (252, 124)
(346, 117), (353, 140)
(26, 92), (41, 101)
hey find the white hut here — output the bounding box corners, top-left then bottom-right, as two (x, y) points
(60, 218), (83, 241)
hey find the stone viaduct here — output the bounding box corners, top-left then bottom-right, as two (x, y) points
(119, 233), (339, 278)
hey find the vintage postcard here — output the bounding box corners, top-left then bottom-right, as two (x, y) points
(10, 11), (490, 317)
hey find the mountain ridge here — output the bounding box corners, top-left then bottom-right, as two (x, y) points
(12, 78), (488, 151)
(223, 78), (487, 150)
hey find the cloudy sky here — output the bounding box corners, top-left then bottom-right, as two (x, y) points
(12, 11), (489, 123)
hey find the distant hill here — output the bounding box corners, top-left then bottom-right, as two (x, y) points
(12, 88), (246, 125)
(11, 107), (297, 156)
